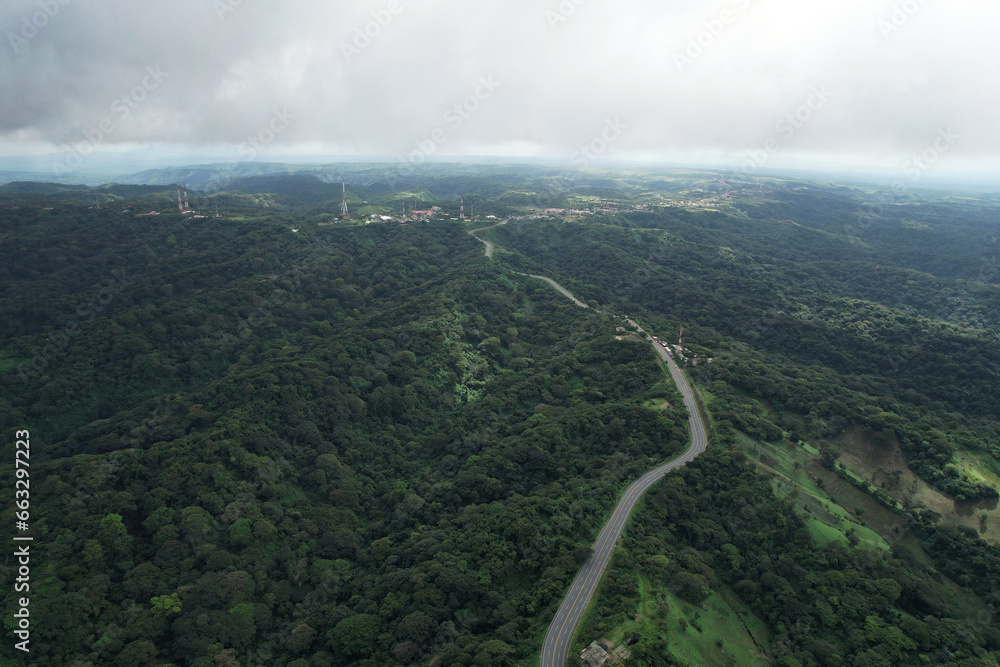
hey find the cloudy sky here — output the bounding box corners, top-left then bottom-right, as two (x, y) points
(1, 0), (997, 174)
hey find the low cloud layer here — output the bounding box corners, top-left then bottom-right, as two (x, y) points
(1, 0), (996, 173)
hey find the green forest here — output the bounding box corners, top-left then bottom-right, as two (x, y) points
(2, 167), (1000, 666)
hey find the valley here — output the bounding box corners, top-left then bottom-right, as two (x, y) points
(1, 166), (999, 666)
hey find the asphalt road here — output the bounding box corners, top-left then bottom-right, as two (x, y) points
(467, 219), (509, 259)
(540, 343), (707, 666)
(465, 223), (709, 666)
(518, 274), (590, 309)
(469, 224), (589, 308)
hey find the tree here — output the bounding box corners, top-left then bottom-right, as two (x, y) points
(229, 518), (252, 549)
(114, 639), (157, 666)
(286, 623), (316, 654)
(401, 611), (435, 643)
(472, 639), (515, 665)
(99, 513), (133, 564)
(671, 571), (710, 603)
(328, 613), (379, 657)
(150, 592), (182, 616)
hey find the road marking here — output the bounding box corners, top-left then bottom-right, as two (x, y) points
(467, 224), (708, 666)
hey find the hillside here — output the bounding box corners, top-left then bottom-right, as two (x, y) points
(0, 199), (689, 665)
(2, 168), (1000, 666)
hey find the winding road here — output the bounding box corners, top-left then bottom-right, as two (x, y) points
(469, 223), (709, 667)
(541, 346), (707, 667)
(467, 219), (508, 259)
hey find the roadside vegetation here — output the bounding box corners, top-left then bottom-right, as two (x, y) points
(2, 168), (999, 665)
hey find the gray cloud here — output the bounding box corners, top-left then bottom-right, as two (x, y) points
(1, 0), (997, 172)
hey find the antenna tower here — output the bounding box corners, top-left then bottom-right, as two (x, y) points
(341, 179), (350, 219)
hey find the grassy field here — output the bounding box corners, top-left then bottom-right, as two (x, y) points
(642, 397), (672, 410)
(735, 431), (892, 551)
(830, 426), (1000, 543)
(573, 566), (772, 667)
(657, 585), (771, 667)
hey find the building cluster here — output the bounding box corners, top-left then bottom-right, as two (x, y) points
(521, 201), (655, 219)
(580, 642), (610, 667)
(364, 205), (443, 224)
(648, 329), (713, 366)
(524, 207), (592, 219)
(662, 180), (772, 208)
(408, 206), (440, 219)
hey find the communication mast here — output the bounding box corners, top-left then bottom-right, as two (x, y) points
(678, 327), (684, 354)
(341, 179), (350, 219)
(460, 197), (465, 220)
(183, 184), (190, 213)
(176, 184), (183, 213)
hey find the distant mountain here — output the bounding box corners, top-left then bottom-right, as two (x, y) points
(0, 181), (91, 195)
(120, 161), (555, 193)
(123, 162), (313, 191)
(221, 174), (348, 207)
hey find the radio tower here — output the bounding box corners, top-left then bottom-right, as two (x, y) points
(677, 327), (684, 354)
(460, 197), (465, 220)
(341, 179), (350, 219)
(176, 184), (183, 213)
(183, 185), (190, 213)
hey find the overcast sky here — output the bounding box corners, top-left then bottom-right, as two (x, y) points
(1, 0), (998, 174)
